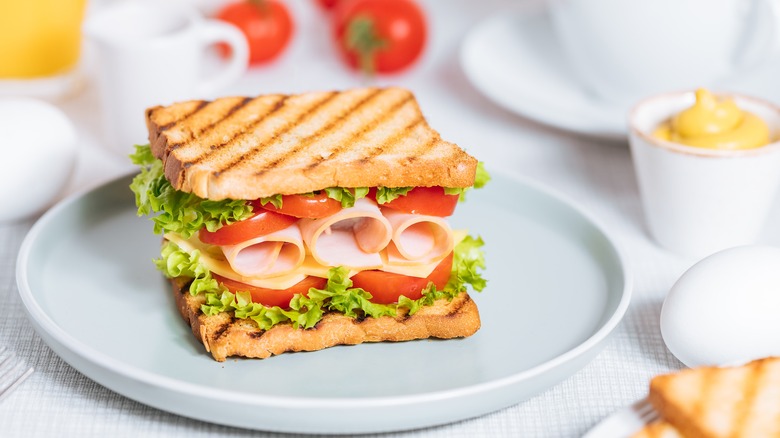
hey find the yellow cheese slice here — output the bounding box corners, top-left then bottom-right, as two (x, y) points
(164, 229), (468, 290)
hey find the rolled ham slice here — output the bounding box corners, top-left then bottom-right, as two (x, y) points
(381, 208), (454, 266)
(221, 222), (306, 278)
(298, 197), (392, 269)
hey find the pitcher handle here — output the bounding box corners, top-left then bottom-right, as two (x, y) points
(196, 20), (249, 96)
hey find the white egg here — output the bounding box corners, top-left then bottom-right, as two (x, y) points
(660, 245), (780, 368)
(0, 98), (77, 222)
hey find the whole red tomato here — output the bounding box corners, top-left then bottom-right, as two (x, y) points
(315, 0), (340, 9)
(216, 0), (294, 65)
(333, 0), (427, 74)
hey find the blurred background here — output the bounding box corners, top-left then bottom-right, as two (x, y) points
(3, 0), (780, 212)
(2, 0), (522, 209)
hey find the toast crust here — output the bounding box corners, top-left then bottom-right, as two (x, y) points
(171, 277), (482, 362)
(146, 87), (478, 200)
(648, 357), (780, 438)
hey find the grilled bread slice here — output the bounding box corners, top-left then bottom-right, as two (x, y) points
(146, 87), (478, 201)
(171, 276), (481, 362)
(647, 357), (780, 438)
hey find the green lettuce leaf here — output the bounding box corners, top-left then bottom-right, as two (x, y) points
(376, 187), (414, 205)
(474, 161), (491, 189)
(442, 187), (466, 197)
(258, 188), (369, 209)
(324, 187), (369, 208)
(129, 144), (254, 238)
(375, 187), (413, 204)
(375, 162), (491, 203)
(258, 194), (283, 209)
(444, 162), (491, 202)
(155, 236), (487, 331)
(447, 235), (488, 292)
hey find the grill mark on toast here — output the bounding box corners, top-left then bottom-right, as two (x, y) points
(445, 294), (470, 317)
(402, 130), (452, 169)
(209, 92), (339, 176)
(203, 97), (253, 137)
(693, 368), (716, 421)
(251, 88), (386, 177)
(305, 93), (414, 170)
(213, 317), (235, 341)
(248, 330), (266, 339)
(358, 116), (424, 164)
(369, 132), (437, 168)
(165, 97), (253, 156)
(410, 134), (442, 157)
(184, 94), (292, 168)
(732, 361), (764, 435)
(228, 96), (253, 116)
(180, 279), (193, 295)
(157, 100), (209, 132)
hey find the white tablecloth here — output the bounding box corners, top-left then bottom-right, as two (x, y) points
(3, 0), (780, 436)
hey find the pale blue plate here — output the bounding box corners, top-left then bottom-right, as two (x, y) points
(17, 172), (631, 434)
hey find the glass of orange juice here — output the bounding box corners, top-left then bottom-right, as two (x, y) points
(0, 0), (87, 80)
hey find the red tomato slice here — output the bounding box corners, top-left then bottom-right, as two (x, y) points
(370, 187), (459, 216)
(350, 252), (453, 304)
(199, 203), (297, 246)
(214, 274), (327, 308)
(259, 193), (343, 218)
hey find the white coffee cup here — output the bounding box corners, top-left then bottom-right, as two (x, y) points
(84, 0), (249, 156)
(629, 91), (780, 258)
(548, 0), (780, 106)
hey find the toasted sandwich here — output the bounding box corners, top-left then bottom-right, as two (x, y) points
(130, 87), (489, 361)
(635, 357), (780, 437)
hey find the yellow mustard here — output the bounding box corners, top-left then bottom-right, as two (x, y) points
(654, 89), (770, 150)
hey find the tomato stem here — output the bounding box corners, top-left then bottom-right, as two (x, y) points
(248, 0), (269, 15)
(344, 15), (387, 76)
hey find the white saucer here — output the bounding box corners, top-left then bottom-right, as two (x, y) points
(460, 2), (780, 140)
(0, 69), (85, 102)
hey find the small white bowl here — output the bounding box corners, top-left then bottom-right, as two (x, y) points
(0, 98), (77, 222)
(628, 91), (780, 258)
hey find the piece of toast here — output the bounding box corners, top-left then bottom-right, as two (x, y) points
(146, 87), (478, 200)
(632, 421), (684, 438)
(171, 277), (481, 362)
(647, 357), (780, 438)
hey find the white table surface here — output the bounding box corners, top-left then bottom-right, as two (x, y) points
(3, 0), (780, 436)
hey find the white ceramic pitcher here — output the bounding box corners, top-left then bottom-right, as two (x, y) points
(84, 0), (249, 156)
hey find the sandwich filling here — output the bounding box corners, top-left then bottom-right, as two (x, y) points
(131, 144), (489, 330)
